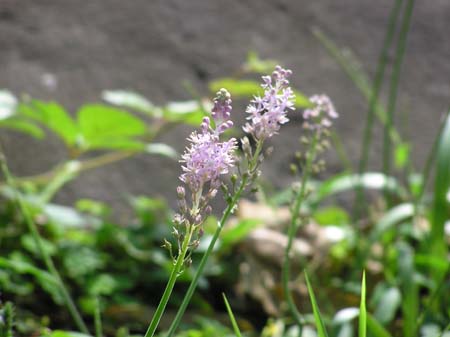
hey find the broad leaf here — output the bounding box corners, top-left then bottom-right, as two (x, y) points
(77, 104), (147, 150)
(0, 117), (44, 138)
(19, 100), (79, 146)
(310, 172), (406, 206)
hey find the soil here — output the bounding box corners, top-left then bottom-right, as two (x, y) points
(0, 0), (449, 213)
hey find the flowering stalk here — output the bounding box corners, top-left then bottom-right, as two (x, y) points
(282, 95), (338, 329)
(144, 89), (237, 337)
(143, 226), (194, 337)
(166, 66), (295, 337)
(165, 141), (263, 337)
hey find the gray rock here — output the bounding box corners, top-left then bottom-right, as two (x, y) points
(0, 0), (449, 213)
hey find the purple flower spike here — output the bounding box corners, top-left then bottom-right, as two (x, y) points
(243, 66), (295, 140)
(212, 88), (232, 122)
(180, 89), (237, 193)
(180, 131), (237, 192)
(303, 94), (338, 130)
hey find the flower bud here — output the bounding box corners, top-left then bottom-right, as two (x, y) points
(176, 186), (185, 199)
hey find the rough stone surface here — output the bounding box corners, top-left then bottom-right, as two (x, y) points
(0, 0), (449, 212)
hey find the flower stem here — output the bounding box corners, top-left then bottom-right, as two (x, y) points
(355, 0), (404, 216)
(382, 0), (415, 203)
(165, 142), (263, 337)
(144, 227), (194, 337)
(0, 147), (89, 334)
(282, 133), (318, 329)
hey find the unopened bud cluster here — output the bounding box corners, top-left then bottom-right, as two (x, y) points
(291, 95), (338, 177)
(302, 94), (338, 131)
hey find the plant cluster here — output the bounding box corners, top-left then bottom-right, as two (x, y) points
(0, 1), (449, 336)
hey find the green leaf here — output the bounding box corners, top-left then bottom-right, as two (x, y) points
(146, 143), (178, 159)
(87, 274), (118, 296)
(21, 234), (57, 257)
(310, 172), (406, 206)
(0, 256), (57, 286)
(44, 204), (94, 228)
(19, 100), (79, 146)
(222, 293), (243, 337)
(77, 104), (147, 150)
(394, 142), (410, 169)
(431, 109), (450, 266)
(0, 118), (44, 138)
(359, 271), (367, 337)
(209, 78), (263, 97)
(313, 206), (349, 226)
(243, 51), (278, 74)
(44, 331), (93, 337)
(369, 203), (414, 242)
(90, 138), (146, 151)
(414, 254), (449, 271)
(0, 255), (62, 304)
(76, 199), (110, 218)
(63, 246), (105, 279)
(304, 271), (329, 337)
(102, 90), (155, 115)
(373, 287), (401, 324)
(397, 242), (418, 337)
(220, 219), (261, 250)
(367, 314), (393, 337)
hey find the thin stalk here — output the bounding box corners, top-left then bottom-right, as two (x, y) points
(165, 142), (264, 337)
(414, 265), (449, 335)
(358, 0), (404, 176)
(144, 226), (194, 337)
(94, 297), (103, 337)
(282, 133), (318, 329)
(383, 0), (415, 200)
(0, 146), (89, 334)
(355, 0), (404, 214)
(414, 108), (450, 206)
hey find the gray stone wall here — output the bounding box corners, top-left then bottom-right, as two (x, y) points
(1, 0), (449, 211)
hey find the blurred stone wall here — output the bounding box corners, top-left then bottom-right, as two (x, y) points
(0, 0), (449, 212)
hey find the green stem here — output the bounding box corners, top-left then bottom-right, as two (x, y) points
(94, 297), (103, 337)
(282, 133), (318, 329)
(144, 226), (194, 337)
(414, 108), (450, 207)
(355, 0), (404, 214)
(0, 147), (89, 334)
(165, 142), (264, 337)
(383, 0), (415, 201)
